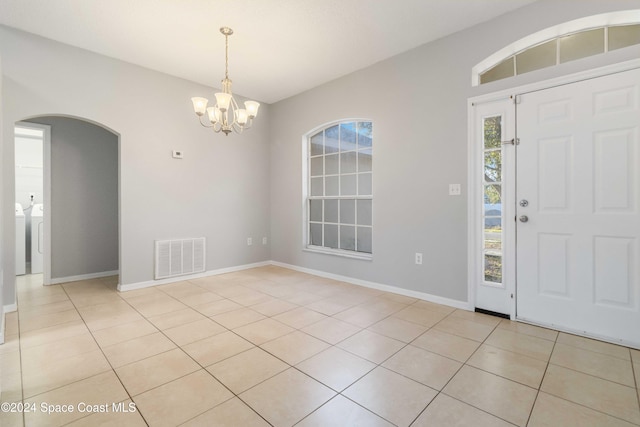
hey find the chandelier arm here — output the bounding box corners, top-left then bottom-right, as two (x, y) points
(198, 114), (215, 128)
(232, 122), (245, 134)
(242, 119), (253, 131)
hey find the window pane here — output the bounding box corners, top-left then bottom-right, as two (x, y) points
(311, 177), (323, 196)
(324, 199), (338, 223)
(357, 199), (372, 226)
(325, 154), (339, 175)
(484, 201), (502, 217)
(325, 176), (339, 196)
(484, 151), (502, 182)
(310, 157), (323, 177)
(310, 223), (322, 246)
(341, 174), (357, 195)
(310, 199), (322, 222)
(358, 173), (372, 196)
(310, 132), (323, 156)
(324, 224), (338, 248)
(485, 217), (502, 233)
(484, 255), (502, 283)
(358, 149), (372, 172)
(340, 122), (357, 151)
(340, 225), (356, 250)
(559, 28), (604, 63)
(516, 39), (556, 74)
(484, 218), (502, 250)
(485, 235), (502, 252)
(483, 116), (501, 149)
(357, 227), (372, 253)
(484, 184), (501, 206)
(341, 152), (357, 174)
(609, 24), (640, 51)
(480, 57), (514, 84)
(325, 125), (339, 154)
(340, 199), (355, 225)
(358, 122), (372, 148)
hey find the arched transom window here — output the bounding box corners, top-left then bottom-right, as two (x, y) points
(473, 11), (640, 85)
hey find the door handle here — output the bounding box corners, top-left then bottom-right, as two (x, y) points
(501, 138), (520, 146)
(519, 215), (529, 223)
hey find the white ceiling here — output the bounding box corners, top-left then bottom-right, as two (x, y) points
(0, 0), (536, 103)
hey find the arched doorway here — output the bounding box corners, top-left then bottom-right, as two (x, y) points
(14, 115), (120, 289)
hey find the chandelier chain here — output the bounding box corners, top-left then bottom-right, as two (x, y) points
(224, 32), (229, 80)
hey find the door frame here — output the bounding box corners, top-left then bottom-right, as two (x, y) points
(15, 121), (52, 285)
(467, 58), (640, 318)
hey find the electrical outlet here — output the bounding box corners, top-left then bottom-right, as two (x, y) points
(262, 237), (268, 245)
(247, 237), (253, 246)
(449, 184), (461, 196)
(172, 150), (183, 159)
(415, 253), (423, 265)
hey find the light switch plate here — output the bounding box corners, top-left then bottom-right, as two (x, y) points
(172, 150), (183, 159)
(449, 184), (461, 196)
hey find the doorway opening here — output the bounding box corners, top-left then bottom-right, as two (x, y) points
(14, 116), (120, 290)
(14, 123), (48, 282)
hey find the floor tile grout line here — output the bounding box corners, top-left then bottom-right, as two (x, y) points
(294, 393), (399, 427)
(70, 277), (275, 425)
(157, 277), (406, 425)
(406, 314), (509, 426)
(62, 280), (152, 426)
(524, 332), (557, 427)
(12, 277), (142, 426)
(546, 360), (638, 388)
(117, 279), (310, 425)
(15, 292), (26, 427)
(58, 279), (153, 427)
(553, 335), (633, 361)
(633, 357), (640, 415)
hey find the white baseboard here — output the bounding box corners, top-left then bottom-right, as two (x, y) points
(117, 261), (271, 292)
(0, 313), (4, 345)
(117, 259), (471, 312)
(271, 261), (472, 311)
(49, 270), (120, 285)
(3, 303), (18, 313)
(1, 303), (17, 344)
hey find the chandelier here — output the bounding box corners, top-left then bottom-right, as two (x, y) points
(191, 27), (260, 136)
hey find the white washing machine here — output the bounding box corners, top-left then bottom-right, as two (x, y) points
(15, 203), (26, 275)
(31, 203), (44, 274)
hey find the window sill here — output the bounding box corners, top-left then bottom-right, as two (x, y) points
(304, 246), (373, 261)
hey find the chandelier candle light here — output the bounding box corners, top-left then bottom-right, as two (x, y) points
(191, 27), (260, 136)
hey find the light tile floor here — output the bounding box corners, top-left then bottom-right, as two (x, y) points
(1, 266), (639, 426)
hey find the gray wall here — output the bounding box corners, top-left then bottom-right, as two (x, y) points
(1, 54), (4, 319)
(26, 117), (118, 279)
(269, 0), (640, 303)
(1, 26), (271, 306)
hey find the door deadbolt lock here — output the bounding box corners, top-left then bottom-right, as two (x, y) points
(519, 215), (529, 223)
(519, 200), (529, 207)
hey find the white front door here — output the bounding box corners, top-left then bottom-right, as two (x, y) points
(516, 68), (640, 347)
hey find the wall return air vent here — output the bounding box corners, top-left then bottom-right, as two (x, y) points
(155, 238), (206, 280)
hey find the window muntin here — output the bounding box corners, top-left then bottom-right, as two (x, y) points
(478, 22), (640, 85)
(307, 121), (373, 256)
(483, 115), (503, 284)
